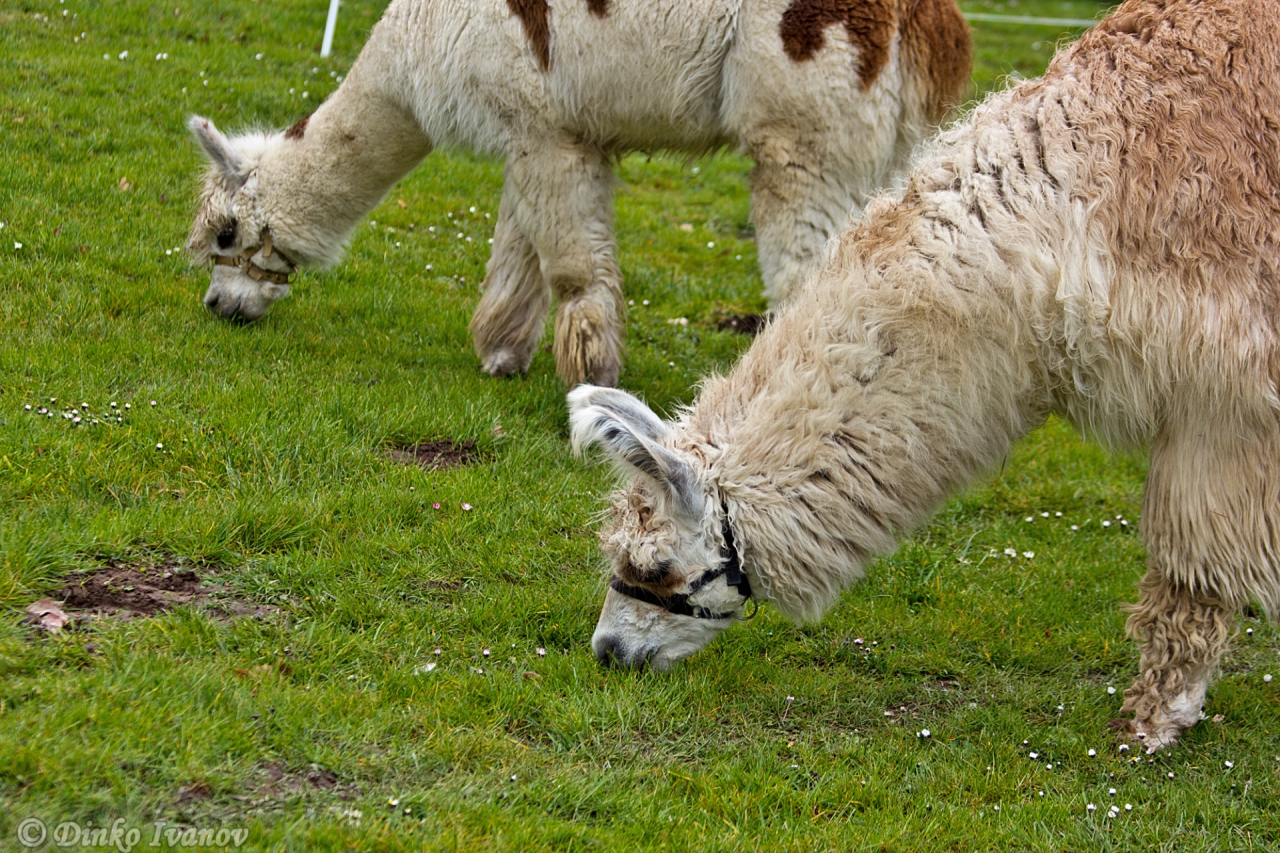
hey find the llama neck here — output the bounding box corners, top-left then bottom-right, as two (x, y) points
(698, 200), (1048, 622)
(258, 21), (433, 266)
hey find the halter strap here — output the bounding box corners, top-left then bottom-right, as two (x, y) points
(212, 229), (294, 285)
(608, 499), (752, 620)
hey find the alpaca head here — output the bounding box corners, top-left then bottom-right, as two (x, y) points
(569, 385), (751, 670)
(187, 116), (300, 322)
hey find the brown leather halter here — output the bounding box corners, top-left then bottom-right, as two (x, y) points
(212, 229), (295, 285)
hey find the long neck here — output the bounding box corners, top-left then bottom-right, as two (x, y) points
(696, 191), (1051, 622)
(259, 16), (433, 266)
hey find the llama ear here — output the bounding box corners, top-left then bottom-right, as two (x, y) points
(188, 115), (243, 184)
(569, 385), (702, 520)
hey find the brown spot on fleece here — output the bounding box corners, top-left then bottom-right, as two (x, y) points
(508, 0), (611, 71)
(284, 113), (311, 140)
(508, 0), (552, 70)
(900, 0), (972, 122)
(779, 0), (898, 88)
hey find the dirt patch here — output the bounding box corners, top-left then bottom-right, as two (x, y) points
(385, 439), (479, 471)
(48, 558), (278, 622)
(254, 763), (356, 800)
(716, 313), (768, 336)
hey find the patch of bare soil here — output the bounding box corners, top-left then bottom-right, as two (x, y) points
(254, 763), (357, 800)
(385, 439), (478, 471)
(47, 558), (278, 622)
(716, 313), (768, 336)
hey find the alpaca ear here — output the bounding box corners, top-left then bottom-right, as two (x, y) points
(188, 115), (243, 184)
(569, 385), (702, 520)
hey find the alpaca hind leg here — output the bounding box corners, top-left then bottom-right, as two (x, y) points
(506, 141), (623, 387)
(1117, 417), (1280, 749)
(1117, 568), (1232, 751)
(748, 135), (885, 307)
(470, 185), (549, 377)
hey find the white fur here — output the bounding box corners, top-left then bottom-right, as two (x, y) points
(188, 0), (969, 383)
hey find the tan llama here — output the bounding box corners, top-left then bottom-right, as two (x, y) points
(186, 0), (970, 386)
(571, 0), (1280, 750)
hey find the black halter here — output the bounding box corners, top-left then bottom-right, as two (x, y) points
(608, 501), (752, 620)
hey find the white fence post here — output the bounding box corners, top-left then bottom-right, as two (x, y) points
(321, 0), (340, 57)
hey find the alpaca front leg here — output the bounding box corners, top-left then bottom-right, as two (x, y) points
(507, 142), (623, 387)
(1117, 567), (1233, 751)
(469, 188), (549, 377)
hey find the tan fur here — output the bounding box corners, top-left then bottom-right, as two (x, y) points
(573, 0), (1280, 749)
(187, 0), (970, 387)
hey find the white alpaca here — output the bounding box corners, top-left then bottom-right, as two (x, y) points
(186, 0), (970, 386)
(571, 0), (1280, 750)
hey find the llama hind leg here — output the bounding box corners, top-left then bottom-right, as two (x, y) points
(1118, 418), (1280, 750)
(506, 140), (623, 387)
(747, 135), (889, 307)
(1117, 568), (1233, 751)
(470, 186), (550, 377)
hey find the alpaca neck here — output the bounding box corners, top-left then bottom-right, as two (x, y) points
(259, 25), (433, 266)
(702, 211), (1046, 622)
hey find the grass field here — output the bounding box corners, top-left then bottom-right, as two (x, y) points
(3, 0), (1279, 850)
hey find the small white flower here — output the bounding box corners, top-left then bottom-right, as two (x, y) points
(919, 729), (931, 738)
(1022, 551), (1035, 559)
(642, 299), (650, 306)
(1087, 803), (1096, 812)
(536, 648), (546, 657)
(1107, 686), (1116, 695)
(707, 242), (715, 248)
(256, 53), (263, 60)
(1118, 743), (1130, 752)
(1225, 760), (1234, 768)
(1265, 674), (1273, 683)
(1125, 803), (1132, 811)
(1055, 511), (1063, 517)
(1029, 752), (1038, 759)
(118, 50), (128, 59)
(1041, 512), (1049, 518)
(1025, 516), (1034, 522)
(483, 648), (490, 657)
(462, 503), (472, 511)
(1109, 787), (1116, 795)
(301, 91), (308, 99)
(14, 242), (22, 249)
(1071, 524), (1079, 530)
(156, 443), (163, 449)
(1102, 520), (1112, 527)
(1004, 548), (1017, 557)
(1088, 749), (1096, 757)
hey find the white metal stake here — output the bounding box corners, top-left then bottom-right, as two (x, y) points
(321, 0), (340, 57)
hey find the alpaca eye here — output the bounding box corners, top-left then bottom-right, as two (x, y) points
(216, 221), (237, 249)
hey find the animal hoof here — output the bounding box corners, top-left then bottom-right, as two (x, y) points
(481, 348), (530, 378)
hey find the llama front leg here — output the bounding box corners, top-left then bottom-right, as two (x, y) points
(469, 186), (549, 377)
(1117, 567), (1233, 751)
(506, 141), (623, 387)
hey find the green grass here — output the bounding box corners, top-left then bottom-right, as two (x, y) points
(3, 1), (1278, 850)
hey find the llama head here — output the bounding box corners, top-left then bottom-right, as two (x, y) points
(186, 116), (299, 322)
(569, 385), (751, 670)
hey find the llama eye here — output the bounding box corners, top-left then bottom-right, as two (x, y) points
(216, 221), (237, 249)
